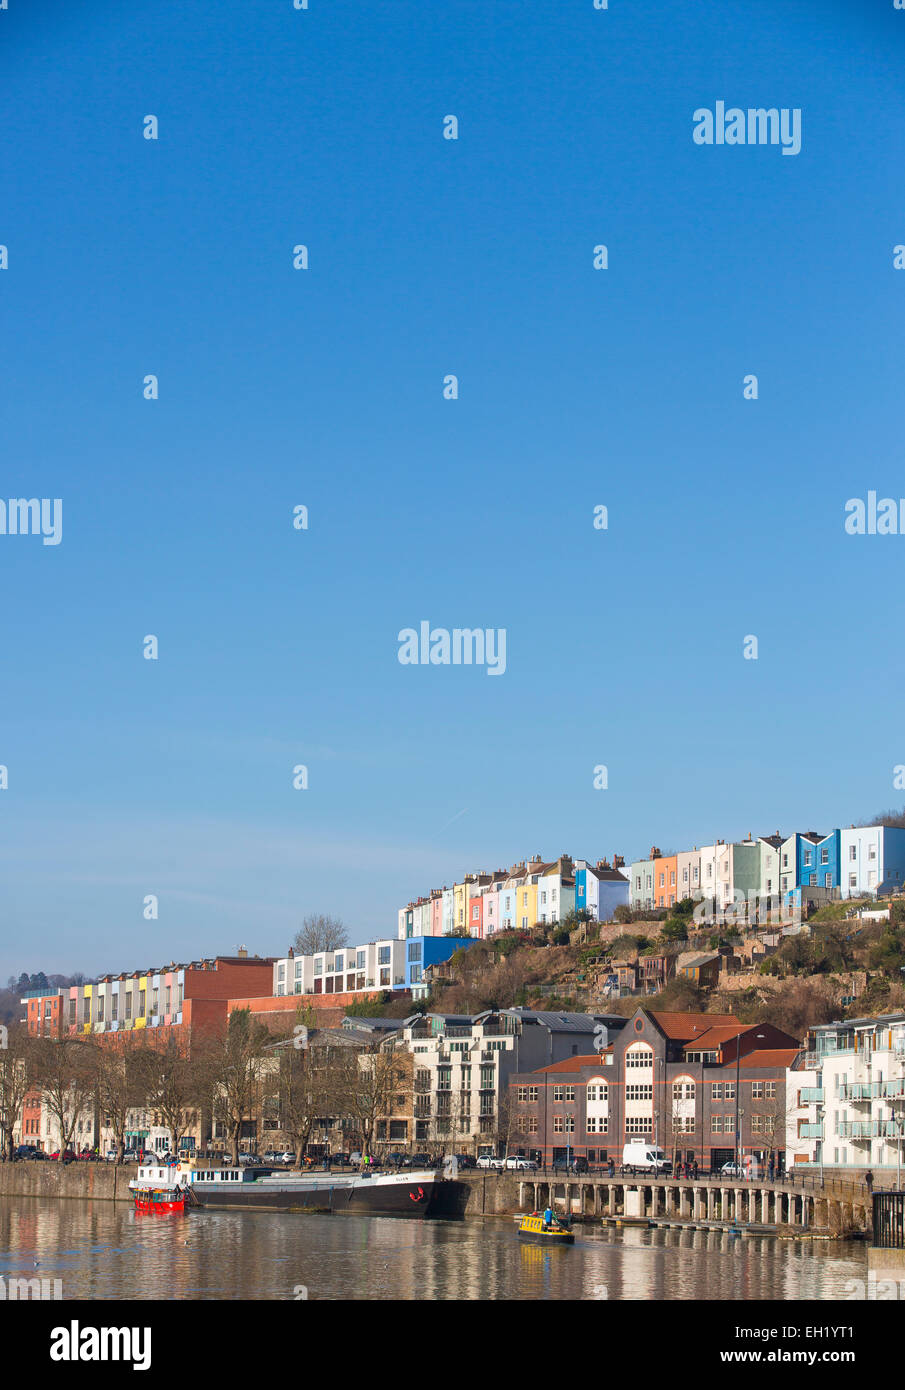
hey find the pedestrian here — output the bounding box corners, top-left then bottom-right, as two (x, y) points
(692, 1160), (699, 1180)
(865, 1169), (874, 1193)
(608, 1158), (615, 1178)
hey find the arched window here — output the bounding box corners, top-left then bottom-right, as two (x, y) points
(672, 1077), (696, 1102)
(625, 1044), (654, 1070)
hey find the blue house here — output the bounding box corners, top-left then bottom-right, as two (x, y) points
(403, 935), (476, 989)
(780, 830), (840, 915)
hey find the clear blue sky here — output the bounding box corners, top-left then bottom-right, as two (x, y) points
(2, 0), (904, 980)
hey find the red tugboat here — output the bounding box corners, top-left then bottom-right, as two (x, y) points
(129, 1160), (188, 1214)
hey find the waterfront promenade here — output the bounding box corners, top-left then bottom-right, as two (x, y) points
(0, 1160), (875, 1237)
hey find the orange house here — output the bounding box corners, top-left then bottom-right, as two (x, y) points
(654, 854), (678, 910)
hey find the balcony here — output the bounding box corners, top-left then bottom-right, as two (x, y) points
(839, 1081), (882, 1101)
(800, 1088), (824, 1103)
(799, 1123), (824, 1138)
(838, 1121), (879, 1139)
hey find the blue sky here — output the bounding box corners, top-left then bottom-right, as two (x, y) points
(2, 0), (904, 979)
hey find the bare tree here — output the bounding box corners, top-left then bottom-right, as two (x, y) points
(0, 1025), (37, 1160)
(330, 1042), (408, 1161)
(96, 1035), (150, 1163)
(208, 1009), (274, 1164)
(293, 915), (348, 955)
(135, 1035), (203, 1159)
(33, 1035), (99, 1159)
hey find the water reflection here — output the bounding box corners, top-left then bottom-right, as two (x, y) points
(0, 1200), (868, 1301)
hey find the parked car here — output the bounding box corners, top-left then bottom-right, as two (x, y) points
(329, 1152), (350, 1167)
(104, 1150), (119, 1163)
(409, 1152), (433, 1167)
(720, 1161), (745, 1177)
(349, 1151), (364, 1169)
(262, 1150), (282, 1163)
(476, 1155), (503, 1170)
(14, 1144), (46, 1161)
(504, 1155), (538, 1171)
(452, 1152), (476, 1169)
(385, 1152), (410, 1167)
(238, 1153), (261, 1166)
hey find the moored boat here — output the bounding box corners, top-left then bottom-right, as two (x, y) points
(129, 1157), (467, 1220)
(517, 1212), (574, 1245)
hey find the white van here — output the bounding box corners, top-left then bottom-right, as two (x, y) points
(621, 1143), (670, 1174)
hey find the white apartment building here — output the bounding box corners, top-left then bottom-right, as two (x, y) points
(274, 940), (406, 998)
(790, 1014), (905, 1174)
(395, 1008), (627, 1152)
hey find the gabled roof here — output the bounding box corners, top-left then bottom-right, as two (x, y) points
(640, 1010), (740, 1040)
(738, 1048), (801, 1069)
(532, 1052), (612, 1074)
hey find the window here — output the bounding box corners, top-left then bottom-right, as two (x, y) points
(765, 1081), (776, 1098)
(751, 1115), (763, 1134)
(563, 1116), (575, 1133)
(587, 1083), (607, 1102)
(335, 954), (344, 972)
(587, 1116), (608, 1133)
(314, 958), (323, 976)
(673, 1080), (695, 1101)
(553, 1116), (564, 1134)
(804, 851), (812, 867)
(111, 994), (118, 1021)
(751, 1081), (764, 1099)
(357, 950), (366, 969)
(821, 849), (829, 865)
(625, 1116), (651, 1135)
(527, 1117), (538, 1134)
(625, 1046), (653, 1069)
(711, 1115), (725, 1133)
(379, 969), (390, 985)
(625, 1084), (653, 1101)
(378, 947), (391, 965)
(849, 845), (857, 861)
(139, 989), (146, 1016)
(711, 1083), (723, 1101)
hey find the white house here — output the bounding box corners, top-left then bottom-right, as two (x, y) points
(839, 825), (905, 899)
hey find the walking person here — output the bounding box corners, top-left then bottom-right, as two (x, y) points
(865, 1169), (874, 1194)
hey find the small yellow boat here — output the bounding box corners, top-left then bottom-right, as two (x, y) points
(518, 1212), (575, 1245)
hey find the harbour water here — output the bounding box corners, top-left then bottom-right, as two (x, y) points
(0, 1198), (871, 1300)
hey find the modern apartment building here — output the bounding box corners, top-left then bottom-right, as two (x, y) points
(272, 935), (473, 998)
(23, 955), (275, 1044)
(789, 1014), (905, 1173)
(391, 1008), (627, 1152)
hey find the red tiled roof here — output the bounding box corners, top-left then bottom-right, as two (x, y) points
(647, 1011), (739, 1040)
(682, 1024), (749, 1050)
(738, 1049), (800, 1069)
(533, 1052), (611, 1074)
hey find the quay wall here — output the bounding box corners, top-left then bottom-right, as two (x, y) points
(0, 1162), (127, 1202)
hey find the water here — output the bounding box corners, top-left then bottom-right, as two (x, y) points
(0, 1199), (869, 1300)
